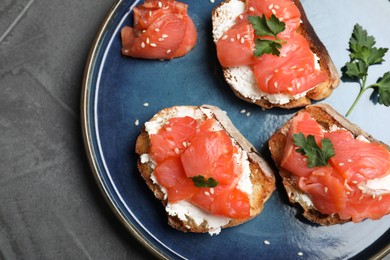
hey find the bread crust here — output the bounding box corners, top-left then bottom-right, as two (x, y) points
(212, 0), (340, 109)
(268, 103), (390, 225)
(136, 105), (275, 233)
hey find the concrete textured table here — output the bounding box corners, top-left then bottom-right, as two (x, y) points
(0, 0), (154, 258)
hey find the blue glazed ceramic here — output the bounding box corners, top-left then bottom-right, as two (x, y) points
(81, 0), (390, 259)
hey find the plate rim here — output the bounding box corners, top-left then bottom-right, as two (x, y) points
(80, 0), (169, 259)
(80, 0), (390, 259)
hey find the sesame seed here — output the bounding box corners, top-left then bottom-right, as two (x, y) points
(274, 4), (280, 9)
(339, 162), (344, 166)
(246, 112), (251, 117)
(243, 35), (250, 39)
(268, 4), (273, 9)
(148, 11), (152, 16)
(155, 28), (160, 32)
(372, 193), (376, 199)
(143, 102), (149, 107)
(166, 49), (171, 54)
(324, 187), (328, 193)
(222, 35), (228, 40)
(264, 240), (270, 245)
(352, 180), (358, 184)
(210, 188), (214, 194)
(274, 69), (279, 73)
(141, 42), (146, 48)
(346, 191), (351, 195)
(158, 38), (164, 41)
(239, 14), (244, 20)
(124, 49), (129, 53)
(272, 9), (276, 14)
(185, 225), (191, 229)
(174, 148), (180, 154)
(183, 141), (187, 147)
(135, 119), (139, 126)
(281, 53), (287, 57)
(290, 66), (297, 69)
(150, 43), (157, 47)
(166, 127), (172, 132)
(240, 37), (245, 44)
(347, 159), (353, 163)
(236, 34), (241, 40)
(210, 0), (215, 3)
(162, 34), (168, 38)
(249, 7), (255, 12)
(240, 109), (246, 113)
(298, 68), (304, 71)
(158, 1), (162, 8)
(287, 87), (293, 91)
(359, 195), (364, 201)
(296, 82), (301, 89)
(379, 196), (383, 201)
(297, 252), (304, 257)
(146, 38), (150, 44)
(205, 191), (210, 196)
(230, 38), (235, 42)
(274, 82), (278, 88)
(279, 17), (284, 21)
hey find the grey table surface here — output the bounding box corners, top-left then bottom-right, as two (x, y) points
(0, 0), (155, 259)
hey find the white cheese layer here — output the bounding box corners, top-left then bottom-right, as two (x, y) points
(166, 201), (230, 236)
(141, 107), (253, 234)
(212, 0), (322, 105)
(359, 174), (390, 196)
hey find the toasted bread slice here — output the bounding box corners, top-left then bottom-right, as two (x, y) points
(212, 0), (340, 109)
(136, 105), (275, 234)
(268, 103), (390, 225)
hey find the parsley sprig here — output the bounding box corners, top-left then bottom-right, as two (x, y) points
(293, 133), (335, 168)
(342, 24), (390, 116)
(191, 175), (218, 188)
(248, 14), (286, 56)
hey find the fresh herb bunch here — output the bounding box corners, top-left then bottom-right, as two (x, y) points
(191, 175), (218, 188)
(293, 133), (335, 168)
(248, 14), (286, 56)
(342, 24), (390, 116)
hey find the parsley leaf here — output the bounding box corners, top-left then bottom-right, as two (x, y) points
(349, 24), (376, 50)
(293, 133), (335, 168)
(248, 14), (285, 37)
(191, 175), (218, 188)
(375, 72), (390, 106)
(254, 39), (282, 56)
(248, 15), (285, 57)
(344, 60), (368, 79)
(342, 24), (390, 116)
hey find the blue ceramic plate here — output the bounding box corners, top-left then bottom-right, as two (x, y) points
(81, 0), (390, 259)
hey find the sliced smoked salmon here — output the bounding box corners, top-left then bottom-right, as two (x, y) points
(253, 33), (327, 95)
(281, 110), (324, 177)
(149, 116), (250, 219)
(281, 110), (390, 222)
(216, 20), (256, 67)
(246, 0), (301, 38)
(325, 130), (390, 182)
(121, 0), (197, 60)
(215, 0), (327, 96)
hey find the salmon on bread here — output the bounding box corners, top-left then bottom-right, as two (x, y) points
(136, 105), (275, 234)
(212, 0), (340, 109)
(268, 103), (390, 225)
